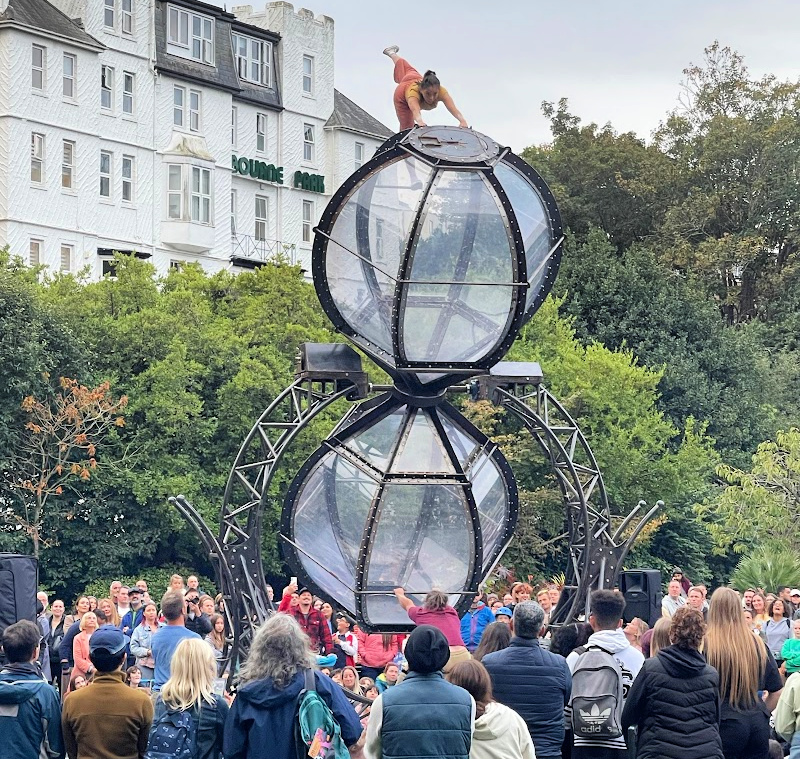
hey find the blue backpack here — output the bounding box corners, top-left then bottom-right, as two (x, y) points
(145, 699), (195, 759)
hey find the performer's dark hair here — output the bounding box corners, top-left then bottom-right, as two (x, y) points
(421, 70), (440, 90)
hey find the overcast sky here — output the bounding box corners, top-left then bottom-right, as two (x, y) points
(218, 0), (800, 152)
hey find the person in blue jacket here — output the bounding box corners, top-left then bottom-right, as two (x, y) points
(223, 614), (362, 759)
(0, 620), (64, 759)
(460, 593), (496, 653)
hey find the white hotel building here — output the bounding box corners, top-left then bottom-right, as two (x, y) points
(0, 0), (392, 276)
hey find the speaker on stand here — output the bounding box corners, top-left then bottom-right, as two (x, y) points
(0, 553), (38, 636)
(619, 569), (662, 626)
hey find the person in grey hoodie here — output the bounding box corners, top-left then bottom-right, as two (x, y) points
(447, 659), (535, 759)
(565, 590), (644, 759)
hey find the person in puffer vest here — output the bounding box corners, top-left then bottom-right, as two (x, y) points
(364, 625), (475, 759)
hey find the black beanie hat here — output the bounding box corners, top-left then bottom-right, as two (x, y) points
(404, 624), (449, 674)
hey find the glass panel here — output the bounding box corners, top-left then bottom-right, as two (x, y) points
(402, 171), (514, 364)
(344, 409), (405, 472)
(470, 453), (509, 573)
(325, 157), (433, 357)
(168, 165), (181, 191)
(366, 483), (471, 594)
(438, 412), (478, 468)
(392, 410), (453, 474)
(494, 162), (552, 312)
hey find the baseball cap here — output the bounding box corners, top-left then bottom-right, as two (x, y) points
(791, 589), (800, 597)
(89, 626), (129, 655)
(495, 606), (513, 618)
(297, 587), (312, 597)
(128, 587), (143, 596)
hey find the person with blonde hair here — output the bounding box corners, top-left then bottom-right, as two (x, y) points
(150, 638), (227, 759)
(705, 587), (784, 759)
(97, 597), (121, 628)
(72, 611), (98, 683)
(623, 617), (650, 653)
(646, 617), (672, 658)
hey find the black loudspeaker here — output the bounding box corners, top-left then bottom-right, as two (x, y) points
(0, 554), (38, 636)
(619, 569), (662, 626)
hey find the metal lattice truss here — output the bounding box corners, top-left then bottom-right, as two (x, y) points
(171, 377), (353, 676)
(488, 377), (661, 624)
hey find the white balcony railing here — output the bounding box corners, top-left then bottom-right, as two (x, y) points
(230, 234), (298, 266)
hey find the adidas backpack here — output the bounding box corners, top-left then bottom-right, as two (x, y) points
(294, 669), (350, 759)
(569, 645), (624, 740)
(144, 701), (194, 759)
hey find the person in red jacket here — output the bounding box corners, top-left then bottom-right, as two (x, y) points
(283, 588), (332, 655)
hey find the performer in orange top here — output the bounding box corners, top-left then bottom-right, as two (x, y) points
(384, 45), (468, 131)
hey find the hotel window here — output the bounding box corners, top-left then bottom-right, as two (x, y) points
(230, 190), (237, 237)
(191, 167), (211, 223)
(63, 54), (76, 99)
(189, 90), (201, 132)
(29, 239), (43, 267)
(256, 113), (267, 153)
(232, 34), (272, 87)
(231, 106), (238, 147)
(167, 6), (214, 65)
(355, 142), (365, 169)
(104, 0), (115, 28)
(122, 155), (134, 202)
(31, 133), (45, 184)
(302, 55), (314, 95)
(101, 65), (114, 110)
(121, 0), (134, 35)
(62, 140), (75, 190)
(32, 45), (46, 91)
(122, 72), (135, 115)
(302, 200), (313, 243)
(255, 196), (268, 241)
(60, 244), (74, 273)
(167, 165), (183, 219)
(99, 151), (112, 198)
(173, 85), (184, 127)
(303, 123), (314, 163)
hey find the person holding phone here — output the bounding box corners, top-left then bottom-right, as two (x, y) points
(185, 591), (213, 637)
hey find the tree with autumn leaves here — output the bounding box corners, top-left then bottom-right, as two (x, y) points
(4, 377), (127, 557)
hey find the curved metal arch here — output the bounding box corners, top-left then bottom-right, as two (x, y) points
(489, 380), (659, 624)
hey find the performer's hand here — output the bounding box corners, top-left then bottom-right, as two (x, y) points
(414, 118), (427, 127)
(458, 119), (469, 128)
(393, 587), (405, 598)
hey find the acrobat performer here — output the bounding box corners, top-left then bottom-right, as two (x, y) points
(384, 46), (468, 131)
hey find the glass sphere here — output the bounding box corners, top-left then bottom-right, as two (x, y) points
(281, 395), (518, 630)
(313, 126), (563, 396)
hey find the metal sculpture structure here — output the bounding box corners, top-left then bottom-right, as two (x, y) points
(172, 126), (659, 670)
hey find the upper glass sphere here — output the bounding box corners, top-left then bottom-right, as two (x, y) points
(313, 126), (563, 396)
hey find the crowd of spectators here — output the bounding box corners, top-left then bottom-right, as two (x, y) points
(4, 570), (800, 759)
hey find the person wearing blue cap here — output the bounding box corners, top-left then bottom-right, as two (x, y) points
(61, 626), (153, 759)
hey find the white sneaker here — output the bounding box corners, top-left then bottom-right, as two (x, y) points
(383, 45), (399, 56)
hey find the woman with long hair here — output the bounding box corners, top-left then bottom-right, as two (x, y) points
(647, 617), (672, 658)
(151, 638), (227, 759)
(705, 587), (784, 759)
(97, 597), (121, 628)
(46, 599), (68, 687)
(751, 592), (769, 631)
(205, 614), (228, 677)
(130, 602), (159, 683)
(223, 615), (362, 759)
(473, 621), (512, 662)
(622, 607), (723, 758)
(624, 617), (650, 653)
(447, 659), (535, 759)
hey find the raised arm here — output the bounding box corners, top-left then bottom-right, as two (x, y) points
(394, 588), (415, 612)
(440, 92), (468, 128)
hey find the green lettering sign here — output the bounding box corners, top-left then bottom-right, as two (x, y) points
(231, 155), (284, 185)
(293, 170), (325, 194)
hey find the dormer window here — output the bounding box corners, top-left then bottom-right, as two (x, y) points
(232, 33), (272, 87)
(167, 5), (214, 66)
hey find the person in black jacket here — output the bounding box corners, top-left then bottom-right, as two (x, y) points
(481, 601), (572, 759)
(622, 606), (723, 759)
